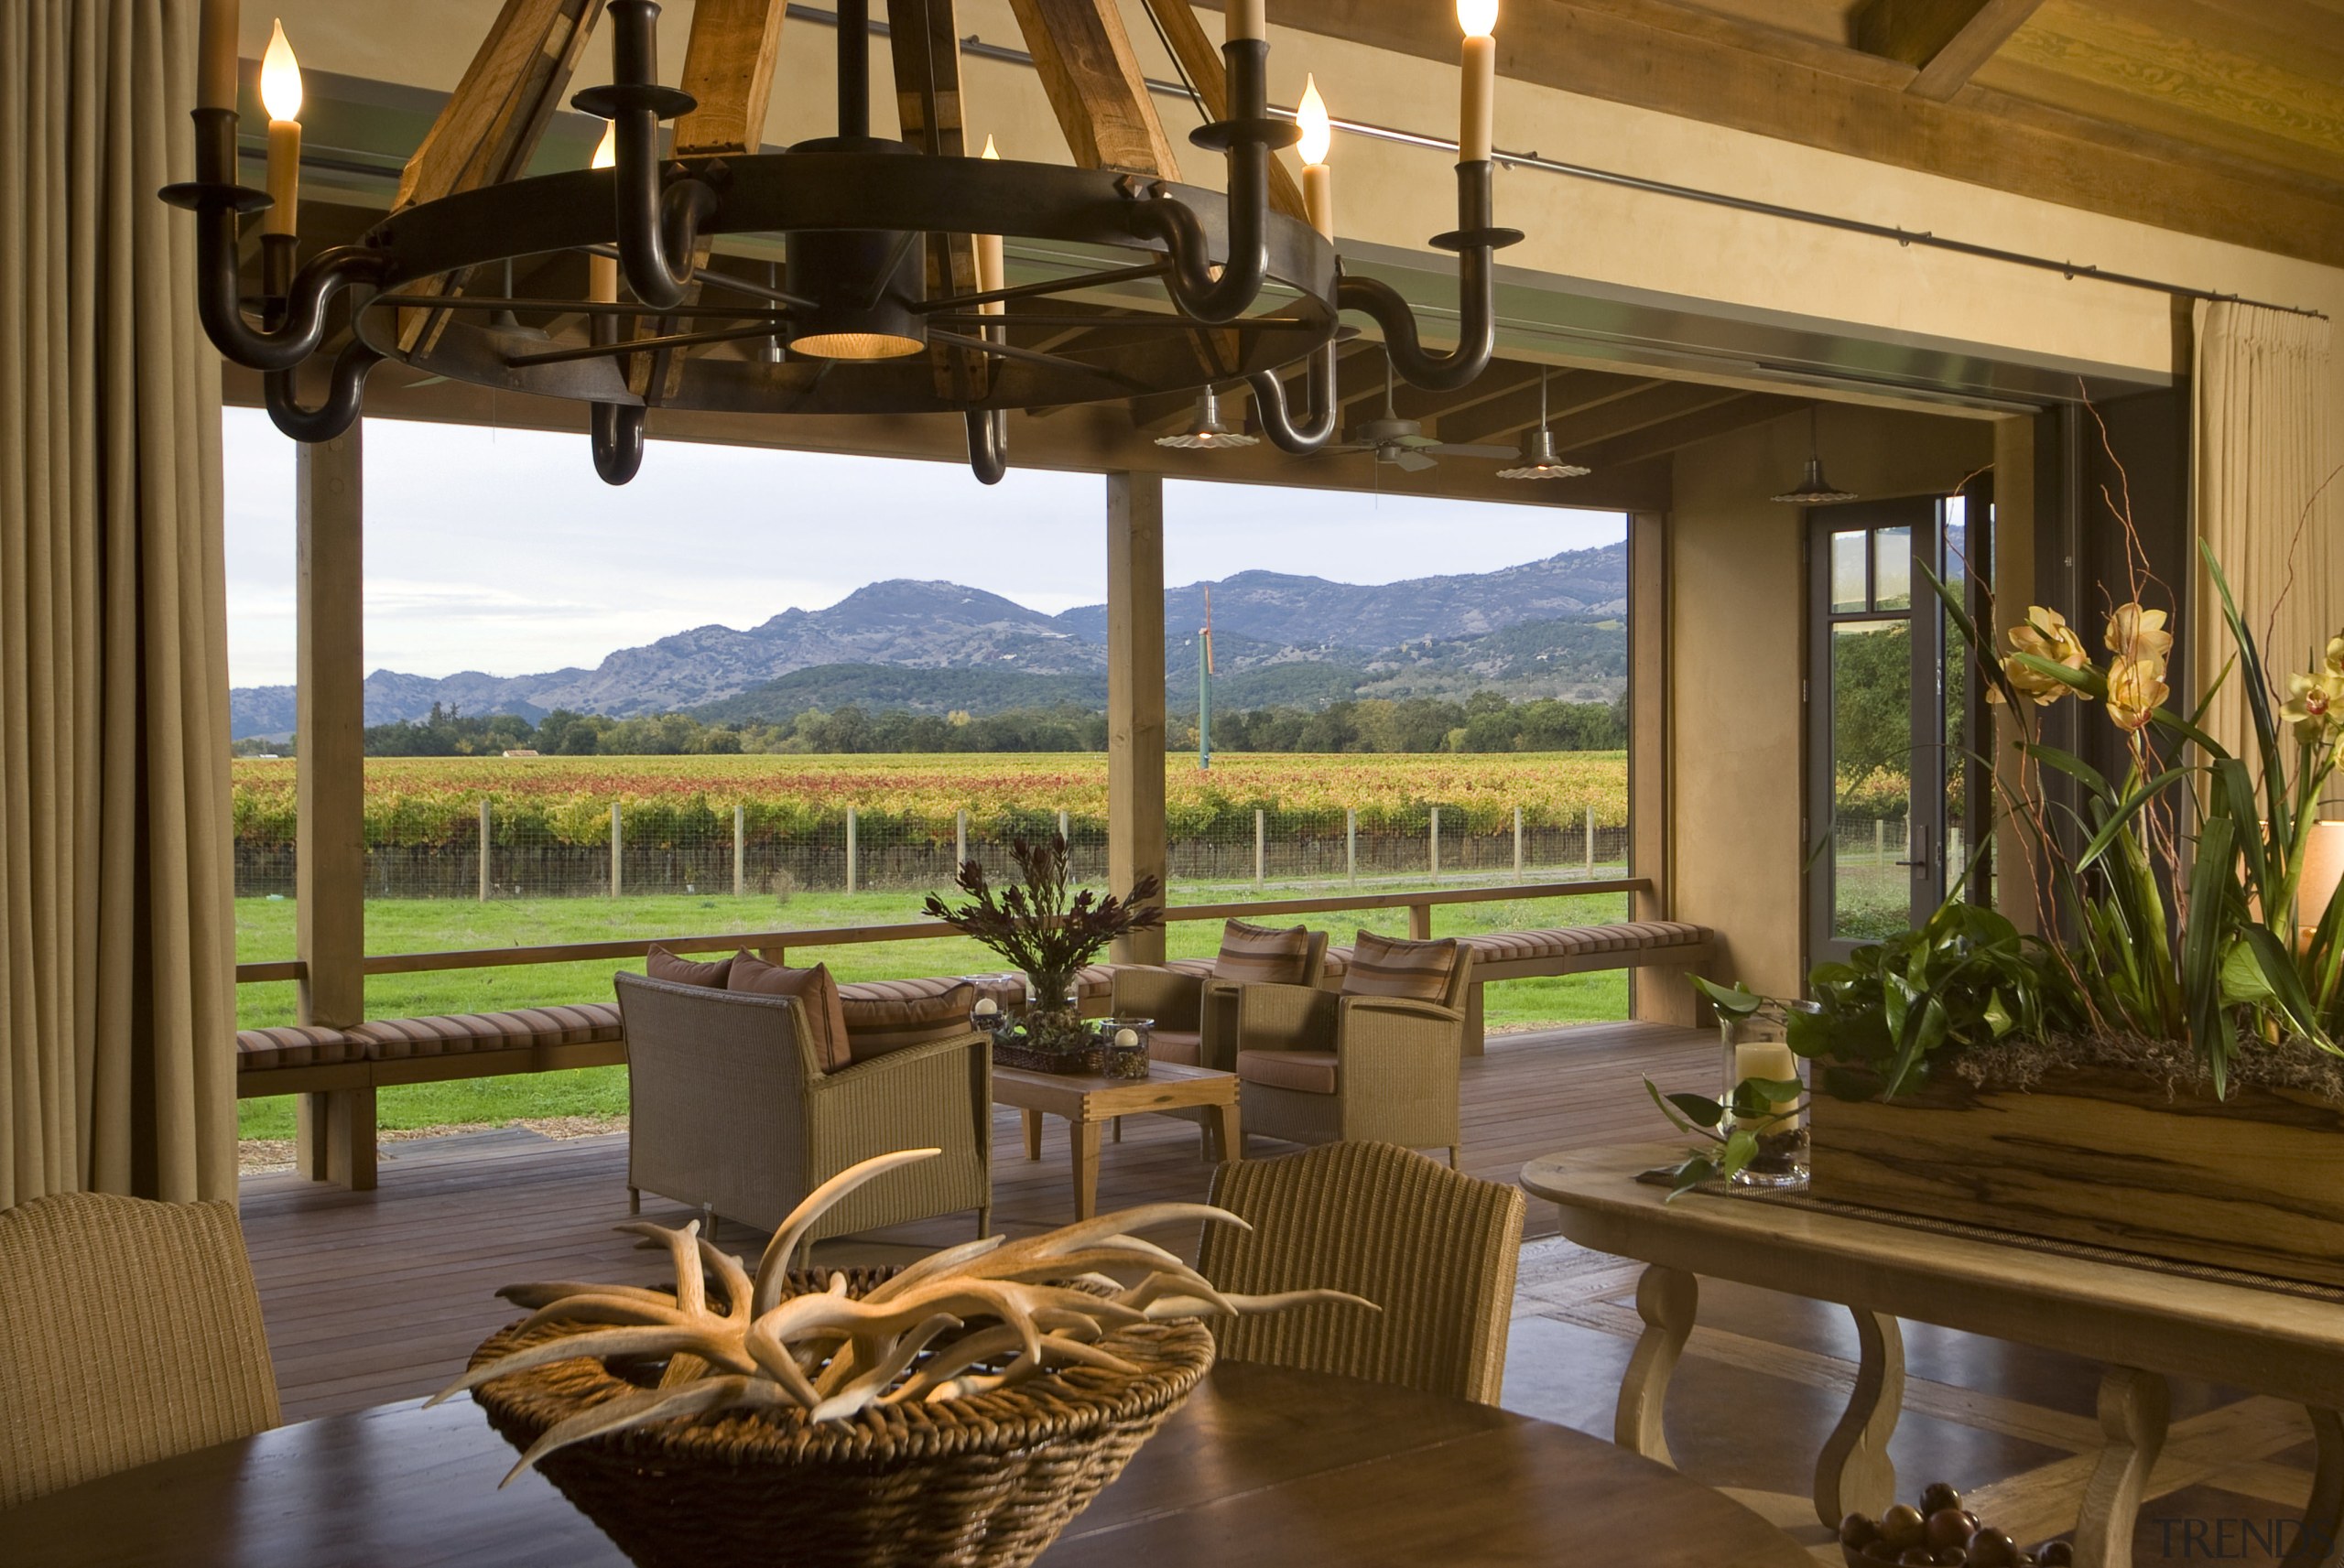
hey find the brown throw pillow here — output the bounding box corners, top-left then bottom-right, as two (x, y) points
(841, 981), (978, 1065)
(727, 953), (852, 1073)
(1211, 919), (1315, 986)
(1340, 930), (1460, 1002)
(646, 944), (732, 989)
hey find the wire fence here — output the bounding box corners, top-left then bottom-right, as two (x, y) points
(234, 799), (1631, 902)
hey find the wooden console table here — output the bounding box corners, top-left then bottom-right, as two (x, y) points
(1521, 1143), (2344, 1568)
(994, 1061), (1241, 1219)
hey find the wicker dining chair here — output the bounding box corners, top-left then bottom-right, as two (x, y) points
(0, 1192), (281, 1509)
(1197, 1141), (1525, 1405)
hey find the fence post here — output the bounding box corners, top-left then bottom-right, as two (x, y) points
(1429, 806), (1441, 882)
(1513, 806), (1524, 881)
(1058, 808), (1070, 844)
(846, 807), (859, 895)
(1585, 806), (1596, 877)
(478, 799), (492, 903)
(1902, 816), (1911, 865)
(1253, 808), (1265, 887)
(1875, 817), (1886, 865)
(733, 805), (746, 897)
(956, 809), (968, 869)
(1346, 807), (1357, 885)
(610, 803), (623, 898)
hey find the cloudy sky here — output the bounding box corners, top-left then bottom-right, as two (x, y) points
(223, 408), (1627, 688)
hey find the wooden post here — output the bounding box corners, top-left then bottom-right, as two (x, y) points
(1106, 472), (1167, 964)
(294, 426), (374, 1191)
(478, 799), (492, 902)
(1626, 511), (1691, 1023)
(1346, 807), (1357, 885)
(1586, 805), (1597, 876)
(732, 804), (745, 897)
(1253, 808), (1266, 887)
(846, 806), (859, 895)
(1513, 806), (1524, 881)
(610, 803), (623, 897)
(1875, 817), (1886, 865)
(1058, 807), (1070, 844)
(956, 808), (969, 869)
(1408, 901), (1434, 940)
(1429, 806), (1441, 882)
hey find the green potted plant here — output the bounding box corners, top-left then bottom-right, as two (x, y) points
(924, 833), (1163, 1068)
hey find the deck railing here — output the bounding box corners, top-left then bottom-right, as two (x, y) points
(232, 876), (1647, 986)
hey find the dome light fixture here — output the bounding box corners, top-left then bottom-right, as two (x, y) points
(1156, 385), (1259, 449)
(1497, 368), (1590, 480)
(1772, 406), (1858, 504)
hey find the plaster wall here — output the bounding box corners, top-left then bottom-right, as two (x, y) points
(1667, 405), (1994, 999)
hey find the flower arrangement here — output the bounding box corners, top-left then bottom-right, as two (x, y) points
(434, 1148), (1370, 1483)
(922, 834), (1163, 1034)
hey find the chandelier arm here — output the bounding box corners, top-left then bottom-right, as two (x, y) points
(591, 403), (647, 485)
(591, 0), (708, 313)
(1334, 160), (1520, 395)
(1124, 38), (1290, 325)
(965, 408), (1008, 485)
(194, 217), (386, 373)
(1244, 339), (1340, 455)
(263, 341), (384, 443)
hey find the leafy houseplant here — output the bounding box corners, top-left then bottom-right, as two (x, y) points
(923, 834), (1164, 1054)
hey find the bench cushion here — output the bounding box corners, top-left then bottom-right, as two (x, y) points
(1236, 1049), (1339, 1095)
(351, 1004), (622, 1061)
(234, 1024), (365, 1071)
(841, 981), (978, 1064)
(1460, 921), (1710, 965)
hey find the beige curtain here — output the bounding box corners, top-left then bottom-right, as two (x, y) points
(0, 0), (236, 1206)
(2194, 300), (2341, 762)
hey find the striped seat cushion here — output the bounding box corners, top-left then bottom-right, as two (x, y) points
(351, 1004), (622, 1061)
(1235, 1049), (1339, 1095)
(842, 973), (1024, 1011)
(1340, 930), (1460, 1002)
(1211, 920), (1315, 986)
(1460, 922), (1711, 964)
(235, 1024), (364, 1072)
(841, 981), (978, 1065)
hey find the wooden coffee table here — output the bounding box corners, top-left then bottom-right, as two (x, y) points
(993, 1060), (1241, 1219)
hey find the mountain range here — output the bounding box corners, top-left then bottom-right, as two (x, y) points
(228, 544), (1627, 738)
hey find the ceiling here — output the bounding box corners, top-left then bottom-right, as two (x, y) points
(1260, 0), (2344, 266)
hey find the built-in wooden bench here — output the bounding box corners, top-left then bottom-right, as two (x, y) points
(238, 921), (1711, 1187)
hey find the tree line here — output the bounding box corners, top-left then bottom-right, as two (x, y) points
(343, 692), (1627, 758)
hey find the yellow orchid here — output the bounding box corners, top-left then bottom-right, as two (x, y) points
(1991, 606), (2090, 707)
(2105, 654), (2168, 731)
(2325, 633), (2344, 678)
(2104, 603), (2174, 666)
(2280, 668), (2344, 743)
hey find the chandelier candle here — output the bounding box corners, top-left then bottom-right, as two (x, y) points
(197, 0), (237, 113)
(259, 20), (301, 239)
(588, 124), (618, 306)
(1228, 0), (1265, 43)
(975, 136), (1007, 308)
(1458, 0), (1498, 163)
(1297, 78), (1334, 240)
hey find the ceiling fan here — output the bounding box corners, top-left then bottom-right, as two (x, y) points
(1319, 350), (1524, 473)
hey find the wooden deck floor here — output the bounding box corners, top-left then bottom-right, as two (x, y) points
(237, 1021), (1713, 1421)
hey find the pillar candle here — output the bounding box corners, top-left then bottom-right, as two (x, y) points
(198, 0), (240, 113)
(1732, 1040), (1800, 1123)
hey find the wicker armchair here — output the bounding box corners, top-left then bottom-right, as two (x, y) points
(1199, 1141), (1525, 1404)
(615, 973), (992, 1246)
(1107, 927), (1330, 1072)
(0, 1193), (280, 1509)
(1232, 946), (1475, 1167)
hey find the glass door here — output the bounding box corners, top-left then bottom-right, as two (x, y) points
(1807, 496), (1980, 968)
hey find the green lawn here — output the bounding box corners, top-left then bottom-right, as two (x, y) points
(234, 883), (1631, 1139)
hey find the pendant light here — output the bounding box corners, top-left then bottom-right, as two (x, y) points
(1156, 385), (1260, 449)
(1772, 405), (1857, 504)
(1498, 367), (1590, 480)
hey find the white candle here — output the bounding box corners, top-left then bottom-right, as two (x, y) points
(589, 123), (619, 305)
(973, 997), (1000, 1017)
(2300, 821), (2344, 947)
(258, 20), (302, 237)
(975, 136), (1006, 313)
(1733, 1040), (1800, 1124)
(198, 0), (240, 113)
(1227, 0), (1265, 43)
(1113, 1027), (1139, 1048)
(1457, 0), (1498, 163)
(1296, 76), (1334, 240)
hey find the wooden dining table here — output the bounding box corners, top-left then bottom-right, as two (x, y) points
(3, 1360), (1813, 1566)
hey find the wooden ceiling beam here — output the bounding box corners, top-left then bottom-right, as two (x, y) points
(889, 0), (993, 400)
(672, 0), (787, 157)
(1390, 363), (1547, 425)
(1007, 0), (1183, 175)
(1140, 0), (1310, 222)
(1568, 392), (1803, 469)
(1245, 0), (2344, 266)
(1541, 380), (1753, 455)
(1436, 372), (1664, 447)
(1855, 0), (2046, 102)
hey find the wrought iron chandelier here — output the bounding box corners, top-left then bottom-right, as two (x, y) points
(167, 0), (1522, 486)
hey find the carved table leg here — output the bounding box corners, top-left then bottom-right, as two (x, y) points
(1023, 1108), (1043, 1161)
(2282, 1407), (2344, 1568)
(2074, 1365), (2168, 1568)
(1616, 1264), (1698, 1466)
(1816, 1309), (1904, 1528)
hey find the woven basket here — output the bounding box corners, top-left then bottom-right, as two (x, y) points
(469, 1268), (1215, 1568)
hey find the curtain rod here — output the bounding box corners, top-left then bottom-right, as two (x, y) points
(783, 3), (2328, 324)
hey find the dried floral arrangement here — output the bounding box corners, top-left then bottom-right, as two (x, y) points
(433, 1149), (1371, 1483)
